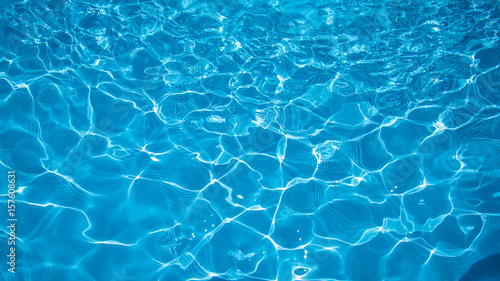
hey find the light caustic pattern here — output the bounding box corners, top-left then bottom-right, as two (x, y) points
(0, 0), (500, 281)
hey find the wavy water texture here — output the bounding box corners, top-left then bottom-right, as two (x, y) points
(1, 0), (500, 280)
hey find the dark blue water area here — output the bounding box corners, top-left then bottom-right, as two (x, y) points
(0, 0), (500, 280)
(460, 254), (500, 281)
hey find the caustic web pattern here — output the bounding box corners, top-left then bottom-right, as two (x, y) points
(1, 0), (500, 280)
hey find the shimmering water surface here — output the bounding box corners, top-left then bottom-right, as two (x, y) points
(1, 0), (500, 280)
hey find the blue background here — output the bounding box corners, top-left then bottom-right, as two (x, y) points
(1, 0), (500, 280)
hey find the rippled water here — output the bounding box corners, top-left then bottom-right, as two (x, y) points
(1, 0), (500, 280)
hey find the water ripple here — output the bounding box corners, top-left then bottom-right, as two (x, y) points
(1, 0), (500, 280)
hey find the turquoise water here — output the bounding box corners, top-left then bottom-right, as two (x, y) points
(1, 0), (500, 280)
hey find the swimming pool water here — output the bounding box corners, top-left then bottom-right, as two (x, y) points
(1, 0), (500, 280)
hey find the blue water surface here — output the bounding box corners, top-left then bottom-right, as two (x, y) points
(1, 0), (500, 280)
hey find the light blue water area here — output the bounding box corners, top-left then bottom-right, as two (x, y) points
(1, 0), (500, 280)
